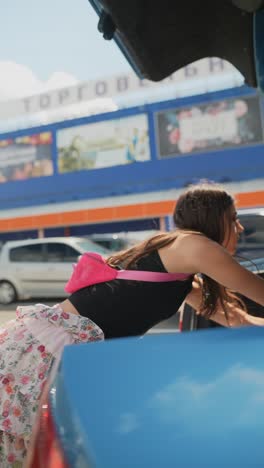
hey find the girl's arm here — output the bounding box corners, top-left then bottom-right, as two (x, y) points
(180, 234), (264, 307)
(185, 276), (264, 327)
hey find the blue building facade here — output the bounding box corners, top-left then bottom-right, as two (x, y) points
(0, 85), (263, 240)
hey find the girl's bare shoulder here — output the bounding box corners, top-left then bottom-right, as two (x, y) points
(158, 231), (219, 274)
(171, 231), (216, 250)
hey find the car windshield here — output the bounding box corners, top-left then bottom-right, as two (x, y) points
(75, 238), (112, 255)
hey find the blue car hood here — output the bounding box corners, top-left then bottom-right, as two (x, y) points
(50, 327), (264, 467)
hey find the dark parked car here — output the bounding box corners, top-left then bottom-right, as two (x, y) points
(236, 208), (264, 260)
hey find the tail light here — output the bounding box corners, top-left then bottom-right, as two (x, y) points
(26, 388), (69, 468)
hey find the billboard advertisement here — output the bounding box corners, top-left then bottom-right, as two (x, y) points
(0, 132), (53, 182)
(156, 95), (263, 158)
(57, 113), (150, 173)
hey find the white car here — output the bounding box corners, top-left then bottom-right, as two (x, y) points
(89, 230), (159, 251)
(0, 237), (111, 305)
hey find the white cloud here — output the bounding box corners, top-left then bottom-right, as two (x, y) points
(149, 365), (264, 433)
(43, 71), (79, 93)
(0, 61), (118, 131)
(0, 61), (79, 101)
(117, 412), (140, 434)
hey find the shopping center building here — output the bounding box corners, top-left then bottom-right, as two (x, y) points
(0, 61), (263, 241)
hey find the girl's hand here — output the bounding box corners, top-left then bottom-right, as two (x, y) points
(186, 280), (264, 328)
(242, 313), (264, 327)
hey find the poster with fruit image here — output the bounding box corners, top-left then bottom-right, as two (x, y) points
(57, 114), (150, 173)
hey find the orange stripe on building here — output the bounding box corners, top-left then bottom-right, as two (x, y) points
(0, 190), (263, 233)
(235, 191), (264, 208)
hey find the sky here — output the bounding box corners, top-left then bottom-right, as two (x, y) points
(0, 0), (131, 99)
(0, 0), (244, 108)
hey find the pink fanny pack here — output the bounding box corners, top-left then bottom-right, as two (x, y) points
(65, 252), (191, 294)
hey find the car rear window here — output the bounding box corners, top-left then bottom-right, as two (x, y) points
(9, 244), (44, 262)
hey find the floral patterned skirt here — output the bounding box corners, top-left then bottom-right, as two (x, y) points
(0, 303), (104, 467)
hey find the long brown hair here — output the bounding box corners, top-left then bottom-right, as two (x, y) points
(107, 184), (246, 321)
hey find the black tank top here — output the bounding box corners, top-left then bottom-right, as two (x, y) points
(69, 250), (193, 339)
